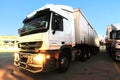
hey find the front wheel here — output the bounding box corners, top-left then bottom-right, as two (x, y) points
(58, 53), (70, 73)
(114, 52), (120, 61)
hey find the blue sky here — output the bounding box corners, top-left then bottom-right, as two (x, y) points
(0, 0), (120, 39)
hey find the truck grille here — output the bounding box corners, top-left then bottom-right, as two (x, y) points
(18, 41), (43, 53)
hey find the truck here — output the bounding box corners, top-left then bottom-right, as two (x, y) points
(105, 24), (120, 61)
(14, 4), (99, 73)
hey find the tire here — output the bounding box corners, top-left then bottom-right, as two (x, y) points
(114, 52), (120, 61)
(58, 53), (70, 73)
(115, 56), (120, 61)
(80, 48), (87, 61)
(87, 50), (91, 59)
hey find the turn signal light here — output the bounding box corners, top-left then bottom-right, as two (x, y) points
(54, 53), (59, 60)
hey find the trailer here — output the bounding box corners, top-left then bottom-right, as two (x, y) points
(14, 4), (99, 73)
(105, 24), (120, 61)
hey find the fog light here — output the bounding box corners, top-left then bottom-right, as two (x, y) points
(33, 54), (45, 64)
(46, 55), (50, 59)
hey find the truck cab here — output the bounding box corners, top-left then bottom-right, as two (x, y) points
(106, 24), (120, 61)
(14, 4), (75, 73)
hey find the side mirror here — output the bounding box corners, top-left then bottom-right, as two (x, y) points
(18, 28), (24, 34)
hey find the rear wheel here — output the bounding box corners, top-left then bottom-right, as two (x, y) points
(87, 50), (91, 59)
(80, 48), (87, 61)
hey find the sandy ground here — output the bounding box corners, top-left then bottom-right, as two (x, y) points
(0, 48), (18, 52)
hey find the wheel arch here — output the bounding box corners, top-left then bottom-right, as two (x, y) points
(59, 45), (72, 61)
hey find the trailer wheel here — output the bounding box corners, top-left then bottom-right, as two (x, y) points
(87, 50), (91, 59)
(58, 53), (70, 73)
(80, 49), (87, 61)
(82, 52), (87, 61)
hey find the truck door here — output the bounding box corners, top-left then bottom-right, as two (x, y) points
(49, 13), (69, 49)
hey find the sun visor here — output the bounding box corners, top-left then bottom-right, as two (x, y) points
(23, 4), (71, 23)
(23, 8), (50, 23)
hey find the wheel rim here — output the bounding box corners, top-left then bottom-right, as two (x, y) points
(115, 56), (120, 61)
(84, 53), (87, 59)
(115, 53), (120, 61)
(60, 57), (69, 69)
(88, 52), (91, 57)
(87, 51), (91, 59)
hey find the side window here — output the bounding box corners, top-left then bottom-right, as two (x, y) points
(110, 31), (112, 39)
(52, 13), (63, 31)
(110, 31), (116, 39)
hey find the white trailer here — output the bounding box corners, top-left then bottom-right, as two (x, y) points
(74, 8), (99, 52)
(105, 24), (120, 61)
(14, 4), (99, 73)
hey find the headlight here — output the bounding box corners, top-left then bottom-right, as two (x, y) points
(14, 53), (20, 61)
(32, 54), (45, 65)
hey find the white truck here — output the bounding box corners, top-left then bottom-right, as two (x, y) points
(14, 4), (99, 73)
(105, 24), (120, 61)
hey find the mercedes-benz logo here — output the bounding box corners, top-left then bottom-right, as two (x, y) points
(25, 43), (30, 49)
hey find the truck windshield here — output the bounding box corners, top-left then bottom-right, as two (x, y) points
(19, 14), (50, 36)
(116, 31), (120, 39)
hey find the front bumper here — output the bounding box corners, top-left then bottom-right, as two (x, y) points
(14, 61), (43, 73)
(14, 52), (57, 73)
